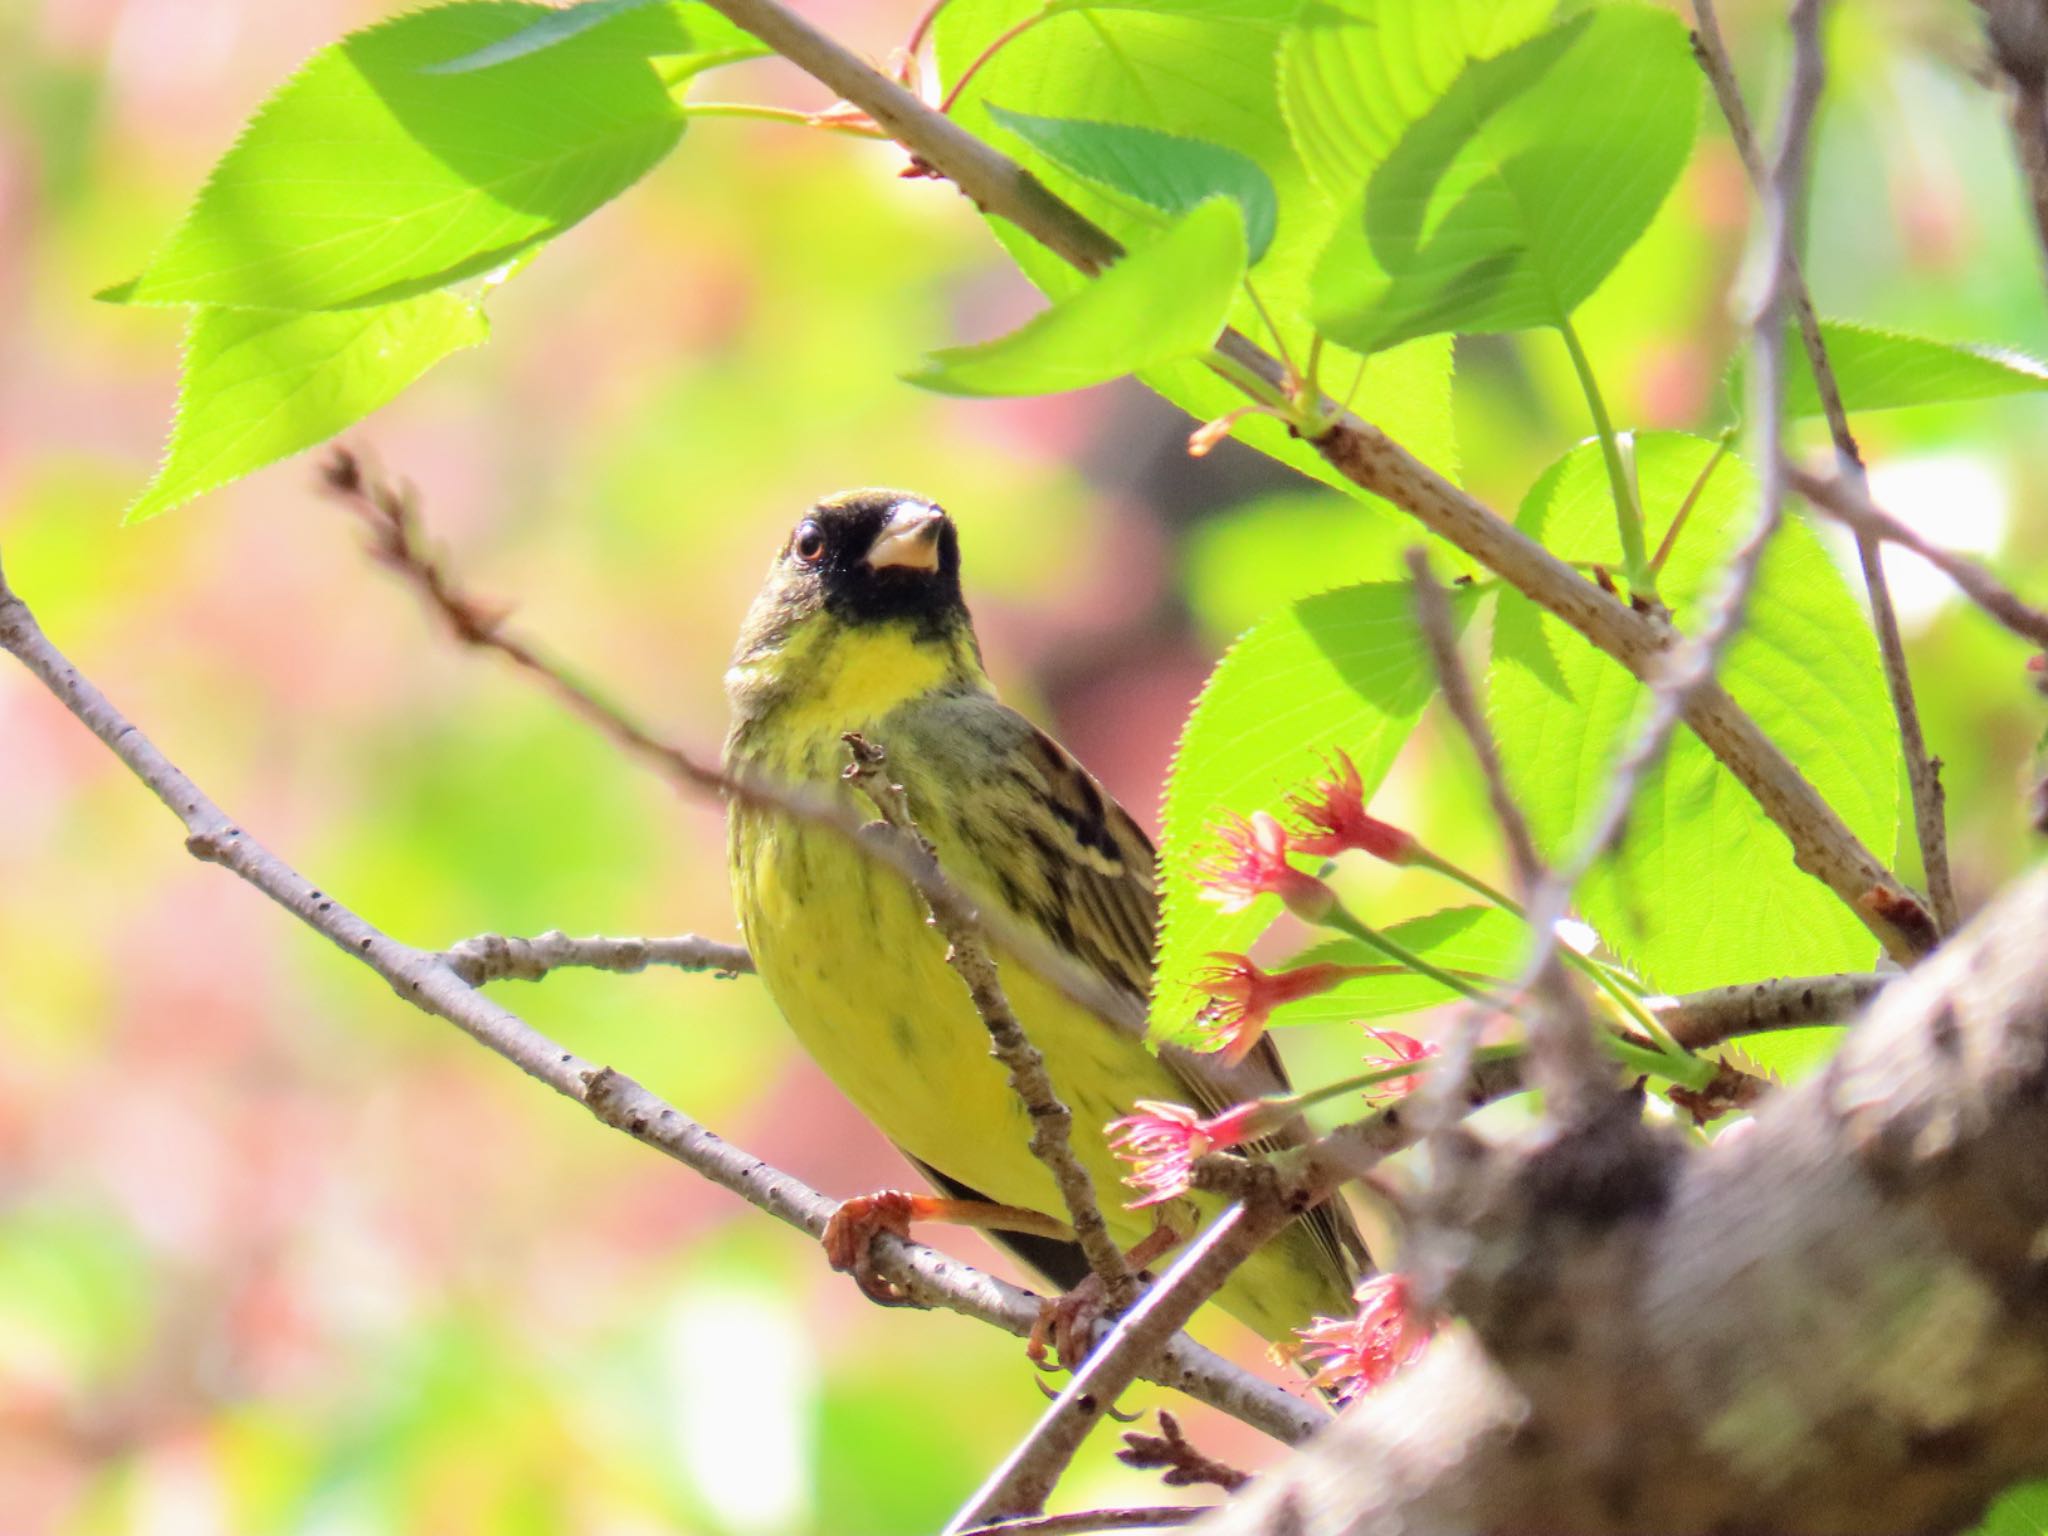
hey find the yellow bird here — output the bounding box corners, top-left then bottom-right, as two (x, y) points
(724, 489), (1364, 1346)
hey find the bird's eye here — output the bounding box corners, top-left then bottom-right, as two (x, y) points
(792, 521), (826, 566)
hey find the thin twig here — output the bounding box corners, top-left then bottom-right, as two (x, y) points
(1402, 548), (1563, 1117)
(1406, 549), (1541, 895)
(1187, 967), (1879, 1207)
(682, 0), (1932, 966)
(1117, 1410), (1252, 1494)
(442, 929), (753, 985)
(1652, 971), (1888, 1048)
(955, 1509), (1205, 1536)
(1787, 464), (2048, 649)
(318, 450), (1146, 1040)
(0, 554), (1323, 1449)
(946, 1200), (1293, 1531)
(1693, 0), (1957, 936)
(842, 733), (1135, 1312)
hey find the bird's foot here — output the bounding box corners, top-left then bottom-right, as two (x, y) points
(1026, 1223), (1186, 1371)
(823, 1191), (1072, 1308)
(822, 1190), (928, 1306)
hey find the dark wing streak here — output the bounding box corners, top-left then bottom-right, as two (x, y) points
(997, 718), (1369, 1290)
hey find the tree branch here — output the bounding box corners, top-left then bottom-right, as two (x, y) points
(958, 1510), (1204, 1536)
(1694, 0), (1958, 936)
(1653, 969), (1887, 1046)
(682, 0), (1933, 966)
(0, 553), (1322, 1449)
(441, 928), (754, 985)
(950, 1198), (1297, 1532)
(1787, 463), (2048, 649)
(842, 732), (1136, 1312)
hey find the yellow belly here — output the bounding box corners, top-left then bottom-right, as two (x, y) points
(733, 799), (1186, 1236)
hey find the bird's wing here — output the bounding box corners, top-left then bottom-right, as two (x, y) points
(923, 699), (1369, 1284)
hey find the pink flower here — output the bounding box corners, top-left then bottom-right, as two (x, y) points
(1360, 1028), (1438, 1105)
(1106, 1100), (1268, 1208)
(1294, 1272), (1432, 1403)
(1283, 752), (1420, 864)
(1192, 953), (1364, 1066)
(1196, 812), (1334, 920)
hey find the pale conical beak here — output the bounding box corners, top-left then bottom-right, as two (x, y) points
(864, 502), (946, 572)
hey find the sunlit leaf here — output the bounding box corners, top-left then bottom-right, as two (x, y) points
(1283, 904), (1528, 1024)
(1787, 320), (2048, 416)
(987, 106), (1279, 263)
(1312, 4), (1697, 354)
(1181, 488), (1438, 643)
(1153, 581), (1465, 1045)
(937, 0), (1460, 552)
(904, 198), (1246, 396)
(114, 1), (714, 310)
(126, 291), (490, 522)
(1968, 1480), (2048, 1536)
(1279, 0), (1557, 195)
(1488, 433), (1898, 1011)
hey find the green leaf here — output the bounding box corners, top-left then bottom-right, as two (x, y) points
(1487, 432), (1898, 1007)
(1044, 0), (1298, 18)
(1283, 905), (1528, 1024)
(987, 107), (1279, 264)
(1970, 1480), (2048, 1536)
(905, 198), (1246, 397)
(1312, 4), (1698, 354)
(1182, 488), (1446, 643)
(1152, 581), (1465, 1045)
(116, 1), (721, 311)
(1279, 0), (1558, 196)
(425, 0), (657, 71)
(1786, 321), (2048, 416)
(935, 0), (1460, 535)
(125, 291), (490, 522)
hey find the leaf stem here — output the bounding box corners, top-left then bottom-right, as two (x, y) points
(1316, 901), (1507, 1007)
(1418, 853), (1695, 1067)
(1203, 346), (1294, 416)
(1650, 425), (1737, 575)
(683, 101), (887, 137)
(1558, 314), (1654, 600)
(940, 12), (1048, 114)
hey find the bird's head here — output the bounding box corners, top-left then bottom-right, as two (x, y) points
(727, 490), (980, 714)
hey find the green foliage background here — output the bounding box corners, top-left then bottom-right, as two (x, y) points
(4, 0), (2048, 1531)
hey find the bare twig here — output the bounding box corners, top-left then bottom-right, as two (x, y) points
(1407, 550), (1541, 895)
(1117, 1410), (1252, 1494)
(1652, 970), (1888, 1049)
(947, 1200), (1294, 1531)
(681, 0), (1931, 966)
(842, 732), (1136, 1312)
(0, 554), (1322, 1449)
(1403, 548), (1568, 1115)
(442, 928), (753, 985)
(1694, 0), (1957, 936)
(955, 1509), (1204, 1536)
(319, 449), (1146, 1039)
(1788, 464), (2048, 649)
(1188, 968), (1871, 1209)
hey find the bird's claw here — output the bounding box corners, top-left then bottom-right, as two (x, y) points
(822, 1190), (922, 1307)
